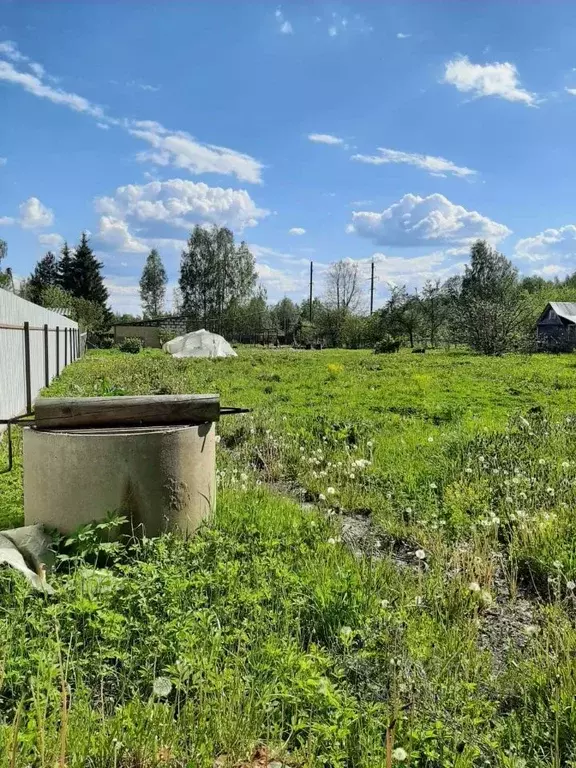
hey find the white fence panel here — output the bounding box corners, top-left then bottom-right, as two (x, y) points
(0, 289), (79, 423)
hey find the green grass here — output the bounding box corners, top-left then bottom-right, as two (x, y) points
(2, 347), (576, 766)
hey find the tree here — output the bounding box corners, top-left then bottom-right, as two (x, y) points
(139, 249), (167, 318)
(179, 225), (257, 325)
(325, 260), (362, 312)
(271, 297), (300, 337)
(68, 233), (109, 311)
(379, 286), (421, 347)
(58, 242), (76, 293)
(419, 279), (449, 347)
(41, 285), (105, 331)
(27, 251), (60, 304)
(0, 239), (12, 290)
(452, 240), (530, 354)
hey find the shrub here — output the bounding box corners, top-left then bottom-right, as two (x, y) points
(374, 335), (401, 354)
(117, 337), (144, 354)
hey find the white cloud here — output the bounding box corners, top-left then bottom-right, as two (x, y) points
(127, 81), (160, 92)
(350, 199), (373, 207)
(351, 147), (476, 178)
(0, 40), (27, 63)
(19, 197), (54, 229)
(129, 120), (264, 184)
(97, 122), (110, 130)
(348, 193), (511, 247)
(38, 232), (64, 249)
(289, 227), (306, 236)
(0, 216), (15, 226)
(515, 225), (576, 262)
(328, 26), (338, 37)
(397, 32), (411, 39)
(97, 216), (149, 253)
(275, 7), (293, 34)
(0, 58), (105, 117)
(104, 277), (142, 314)
(0, 157), (6, 166)
(256, 262), (306, 292)
(565, 88), (576, 96)
(308, 133), (345, 146)
(250, 244), (311, 266)
(531, 264), (569, 278)
(443, 56), (536, 106)
(0, 42), (263, 185)
(95, 178), (268, 232)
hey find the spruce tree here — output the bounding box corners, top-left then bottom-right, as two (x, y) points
(58, 242), (76, 293)
(28, 251), (60, 304)
(70, 232), (109, 310)
(139, 248), (167, 318)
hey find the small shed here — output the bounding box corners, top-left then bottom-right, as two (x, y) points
(537, 302), (576, 351)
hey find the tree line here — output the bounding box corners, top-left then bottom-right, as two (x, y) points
(5, 227), (576, 354)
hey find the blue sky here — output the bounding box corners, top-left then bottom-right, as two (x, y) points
(2, 2), (576, 313)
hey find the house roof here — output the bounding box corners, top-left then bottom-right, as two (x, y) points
(547, 302), (576, 324)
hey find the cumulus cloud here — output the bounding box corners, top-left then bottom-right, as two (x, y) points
(289, 227), (306, 236)
(347, 193), (511, 247)
(515, 225), (576, 262)
(308, 133), (345, 146)
(104, 277), (142, 314)
(256, 262), (306, 292)
(97, 216), (149, 253)
(0, 41), (264, 184)
(566, 88), (576, 96)
(38, 232), (64, 249)
(351, 147), (476, 179)
(95, 178), (268, 232)
(397, 32), (411, 39)
(0, 216), (15, 226)
(19, 197), (54, 229)
(443, 56), (536, 105)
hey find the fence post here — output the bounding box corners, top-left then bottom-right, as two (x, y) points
(64, 327), (68, 367)
(23, 321), (32, 414)
(55, 326), (60, 376)
(44, 323), (49, 387)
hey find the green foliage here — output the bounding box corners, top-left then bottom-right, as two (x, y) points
(25, 251), (59, 304)
(4, 349), (576, 764)
(117, 336), (143, 353)
(374, 334), (401, 353)
(64, 233), (110, 315)
(41, 285), (106, 331)
(139, 248), (167, 318)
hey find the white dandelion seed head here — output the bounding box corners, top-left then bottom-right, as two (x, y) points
(392, 747), (408, 762)
(326, 486), (336, 495)
(152, 677), (173, 698)
(567, 580), (576, 591)
(415, 549), (426, 560)
(469, 581), (481, 592)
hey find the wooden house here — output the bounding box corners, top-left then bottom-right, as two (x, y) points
(537, 302), (576, 351)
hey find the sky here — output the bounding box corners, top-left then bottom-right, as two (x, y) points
(2, 2), (576, 314)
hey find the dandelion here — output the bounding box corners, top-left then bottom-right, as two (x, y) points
(153, 677), (173, 698)
(546, 487), (555, 496)
(339, 625), (353, 641)
(326, 486), (336, 495)
(553, 560), (562, 569)
(392, 747), (408, 762)
(429, 482), (437, 490)
(405, 507), (412, 515)
(215, 435), (222, 444)
(469, 581), (481, 592)
(300, 446), (305, 452)
(319, 493), (326, 501)
(505, 496), (513, 504)
(381, 599), (390, 608)
(415, 549), (426, 560)
(327, 537), (337, 545)
(250, 427), (256, 435)
(428, 436), (434, 443)
(240, 473), (248, 482)
(367, 440), (374, 448)
(349, 472), (356, 479)
(465, 467), (473, 474)
(567, 580), (576, 591)
(539, 458), (546, 465)
(524, 625), (539, 636)
(414, 596), (423, 607)
(479, 456), (485, 463)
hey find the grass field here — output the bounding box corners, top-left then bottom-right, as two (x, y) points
(2, 347), (576, 767)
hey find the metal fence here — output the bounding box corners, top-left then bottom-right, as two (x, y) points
(0, 289), (81, 423)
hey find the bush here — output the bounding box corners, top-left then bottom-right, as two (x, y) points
(374, 334), (401, 354)
(117, 337), (144, 354)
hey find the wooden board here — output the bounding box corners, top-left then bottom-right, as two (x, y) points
(33, 394), (220, 429)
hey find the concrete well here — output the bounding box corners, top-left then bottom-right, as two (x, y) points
(23, 423), (215, 536)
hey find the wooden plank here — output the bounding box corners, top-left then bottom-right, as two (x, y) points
(33, 394), (221, 429)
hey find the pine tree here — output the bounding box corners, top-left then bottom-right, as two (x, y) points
(69, 232), (109, 310)
(139, 249), (167, 318)
(58, 242), (75, 293)
(27, 251), (60, 304)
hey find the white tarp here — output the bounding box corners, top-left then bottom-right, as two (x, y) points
(163, 329), (238, 359)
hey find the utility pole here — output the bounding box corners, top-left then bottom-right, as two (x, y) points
(370, 260), (375, 315)
(309, 261), (313, 322)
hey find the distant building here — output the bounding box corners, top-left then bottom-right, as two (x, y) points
(537, 302), (576, 351)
